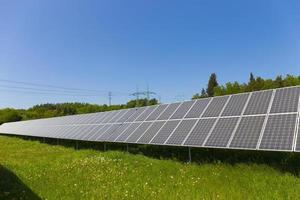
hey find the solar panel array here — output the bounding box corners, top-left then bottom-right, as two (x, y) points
(0, 86), (300, 152)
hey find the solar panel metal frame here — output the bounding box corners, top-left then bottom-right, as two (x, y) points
(294, 93), (300, 151)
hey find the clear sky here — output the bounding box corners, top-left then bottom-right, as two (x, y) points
(0, 0), (299, 108)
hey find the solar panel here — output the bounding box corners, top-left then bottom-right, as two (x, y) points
(117, 109), (136, 122)
(221, 93), (249, 116)
(107, 123), (131, 142)
(61, 126), (81, 139)
(259, 114), (297, 151)
(45, 126), (60, 137)
(125, 108), (146, 122)
(70, 125), (94, 139)
(202, 96), (229, 117)
(97, 124), (121, 141)
(95, 112), (112, 123)
(108, 109), (128, 123)
(88, 124), (112, 141)
(115, 123), (141, 142)
(150, 120), (180, 144)
(157, 103), (181, 120)
(137, 121), (166, 144)
(204, 117), (239, 147)
(165, 119), (197, 145)
(244, 90), (273, 115)
(183, 118), (217, 146)
(81, 125), (103, 140)
(270, 87), (300, 113)
(135, 106), (158, 121)
(126, 122), (153, 143)
(1, 86), (299, 153)
(101, 111), (119, 123)
(184, 98), (210, 119)
(229, 116), (265, 149)
(170, 101), (195, 119)
(145, 104), (168, 121)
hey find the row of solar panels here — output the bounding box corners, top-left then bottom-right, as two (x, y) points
(0, 86), (299, 152)
(4, 86), (300, 127)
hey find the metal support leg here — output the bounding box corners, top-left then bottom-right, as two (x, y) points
(188, 147), (192, 163)
(57, 139), (59, 145)
(126, 144), (129, 152)
(43, 137), (46, 143)
(76, 141), (79, 150)
(104, 143), (106, 151)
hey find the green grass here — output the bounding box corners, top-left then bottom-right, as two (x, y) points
(1, 135), (300, 200)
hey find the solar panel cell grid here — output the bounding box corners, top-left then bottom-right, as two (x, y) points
(88, 124), (112, 141)
(108, 110), (128, 123)
(270, 87), (300, 113)
(145, 104), (168, 121)
(126, 122), (153, 143)
(97, 124), (121, 141)
(259, 114), (297, 151)
(90, 112), (109, 124)
(107, 123), (131, 142)
(170, 101), (195, 119)
(135, 106), (158, 121)
(204, 117), (239, 147)
(166, 119), (197, 145)
(69, 126), (90, 139)
(221, 93), (249, 116)
(115, 123), (141, 142)
(56, 126), (75, 138)
(229, 116), (265, 149)
(117, 109), (136, 122)
(150, 120), (180, 144)
(157, 103), (181, 120)
(81, 125), (103, 140)
(125, 108), (146, 122)
(243, 90), (273, 115)
(137, 121), (166, 144)
(184, 98), (210, 119)
(202, 96), (229, 117)
(102, 110), (120, 123)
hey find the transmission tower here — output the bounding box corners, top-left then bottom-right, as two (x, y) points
(131, 85), (156, 107)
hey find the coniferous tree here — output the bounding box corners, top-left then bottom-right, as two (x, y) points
(206, 73), (218, 97)
(249, 73), (255, 83)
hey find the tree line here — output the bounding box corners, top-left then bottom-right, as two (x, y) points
(0, 98), (158, 125)
(193, 73), (300, 99)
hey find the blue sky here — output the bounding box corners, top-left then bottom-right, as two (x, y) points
(0, 0), (299, 108)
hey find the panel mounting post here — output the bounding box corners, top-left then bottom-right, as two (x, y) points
(76, 141), (79, 150)
(126, 144), (129, 152)
(188, 147), (192, 163)
(43, 137), (45, 143)
(57, 139), (59, 145)
(104, 143), (107, 151)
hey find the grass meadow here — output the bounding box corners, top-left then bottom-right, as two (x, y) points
(1, 135), (300, 199)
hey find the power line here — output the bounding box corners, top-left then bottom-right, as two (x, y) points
(0, 78), (130, 95)
(0, 88), (107, 97)
(0, 84), (105, 95)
